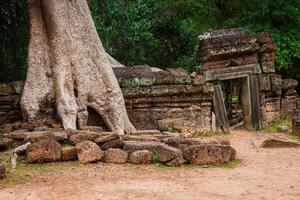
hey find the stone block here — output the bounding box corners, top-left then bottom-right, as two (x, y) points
(182, 144), (236, 165)
(192, 75), (206, 85)
(297, 98), (300, 109)
(129, 150), (153, 164)
(61, 147), (78, 161)
(95, 133), (120, 144)
(270, 74), (282, 91)
(104, 148), (128, 164)
(260, 61), (275, 73)
(259, 42), (276, 53)
(123, 141), (183, 164)
(0, 163), (6, 179)
(258, 74), (271, 91)
(69, 131), (103, 145)
(260, 52), (275, 62)
(76, 141), (103, 163)
(266, 99), (281, 112)
(100, 139), (124, 150)
(26, 140), (62, 163)
(154, 71), (174, 85)
(292, 117), (300, 136)
(282, 89), (297, 97)
(282, 79), (298, 90)
(257, 32), (273, 43)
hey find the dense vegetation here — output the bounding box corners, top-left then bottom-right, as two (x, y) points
(0, 0), (299, 84)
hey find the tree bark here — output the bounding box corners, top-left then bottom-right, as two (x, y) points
(21, 0), (135, 134)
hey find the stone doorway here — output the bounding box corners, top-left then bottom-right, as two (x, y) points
(213, 75), (261, 131)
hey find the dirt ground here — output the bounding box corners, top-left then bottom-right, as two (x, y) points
(0, 130), (299, 200)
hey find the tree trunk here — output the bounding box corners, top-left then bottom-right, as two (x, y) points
(21, 0), (135, 134)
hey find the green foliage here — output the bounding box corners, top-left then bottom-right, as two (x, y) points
(261, 119), (291, 133)
(0, 0), (299, 83)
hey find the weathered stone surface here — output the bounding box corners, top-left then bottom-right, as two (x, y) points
(292, 112), (300, 136)
(261, 138), (300, 148)
(104, 148), (128, 164)
(266, 99), (281, 112)
(69, 131), (103, 144)
(258, 75), (271, 91)
(25, 131), (68, 143)
(95, 133), (120, 144)
(129, 150), (153, 164)
(257, 32), (273, 43)
(76, 141), (103, 163)
(114, 65), (155, 87)
(80, 126), (103, 133)
(282, 89), (297, 97)
(26, 140), (62, 163)
(100, 139), (124, 150)
(270, 74), (282, 91)
(183, 144), (236, 165)
(260, 61), (275, 73)
(0, 137), (14, 151)
(121, 135), (160, 142)
(192, 75), (206, 86)
(130, 130), (161, 135)
(0, 163), (6, 179)
(123, 141), (183, 163)
(282, 79), (298, 90)
(154, 71), (174, 85)
(61, 147), (78, 161)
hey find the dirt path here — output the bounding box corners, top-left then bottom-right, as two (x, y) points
(0, 130), (299, 200)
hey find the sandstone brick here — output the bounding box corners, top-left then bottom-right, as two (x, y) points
(26, 140), (62, 163)
(129, 150), (153, 164)
(76, 141), (103, 163)
(104, 148), (128, 164)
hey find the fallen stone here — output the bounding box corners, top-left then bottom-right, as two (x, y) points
(129, 150), (153, 164)
(282, 79), (298, 90)
(0, 163), (6, 179)
(261, 138), (300, 148)
(130, 130), (161, 135)
(123, 141), (183, 164)
(95, 133), (120, 144)
(76, 141), (103, 163)
(61, 147), (78, 161)
(69, 131), (103, 144)
(25, 131), (68, 143)
(104, 148), (128, 164)
(100, 139), (124, 150)
(183, 144), (236, 165)
(80, 126), (103, 133)
(0, 137), (14, 151)
(121, 135), (160, 142)
(277, 126), (289, 133)
(26, 140), (62, 163)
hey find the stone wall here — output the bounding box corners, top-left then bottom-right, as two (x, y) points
(0, 67), (214, 134)
(197, 28), (299, 128)
(0, 28), (298, 133)
(114, 66), (214, 134)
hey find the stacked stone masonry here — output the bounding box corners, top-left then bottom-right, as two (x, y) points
(0, 28), (298, 133)
(197, 28), (298, 128)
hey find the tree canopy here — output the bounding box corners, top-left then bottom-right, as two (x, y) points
(0, 0), (299, 83)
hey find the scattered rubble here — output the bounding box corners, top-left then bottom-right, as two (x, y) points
(261, 138), (300, 148)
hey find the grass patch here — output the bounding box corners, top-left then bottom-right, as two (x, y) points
(288, 132), (300, 142)
(0, 150), (83, 188)
(261, 119), (291, 133)
(195, 131), (230, 138)
(208, 159), (241, 169)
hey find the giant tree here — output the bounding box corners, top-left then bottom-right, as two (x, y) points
(21, 0), (135, 134)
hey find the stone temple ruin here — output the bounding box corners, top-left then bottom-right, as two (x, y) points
(0, 28), (299, 169)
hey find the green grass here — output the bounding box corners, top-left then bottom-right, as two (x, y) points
(288, 132), (300, 142)
(0, 150), (83, 188)
(207, 159), (241, 169)
(195, 131), (230, 138)
(261, 119), (291, 133)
